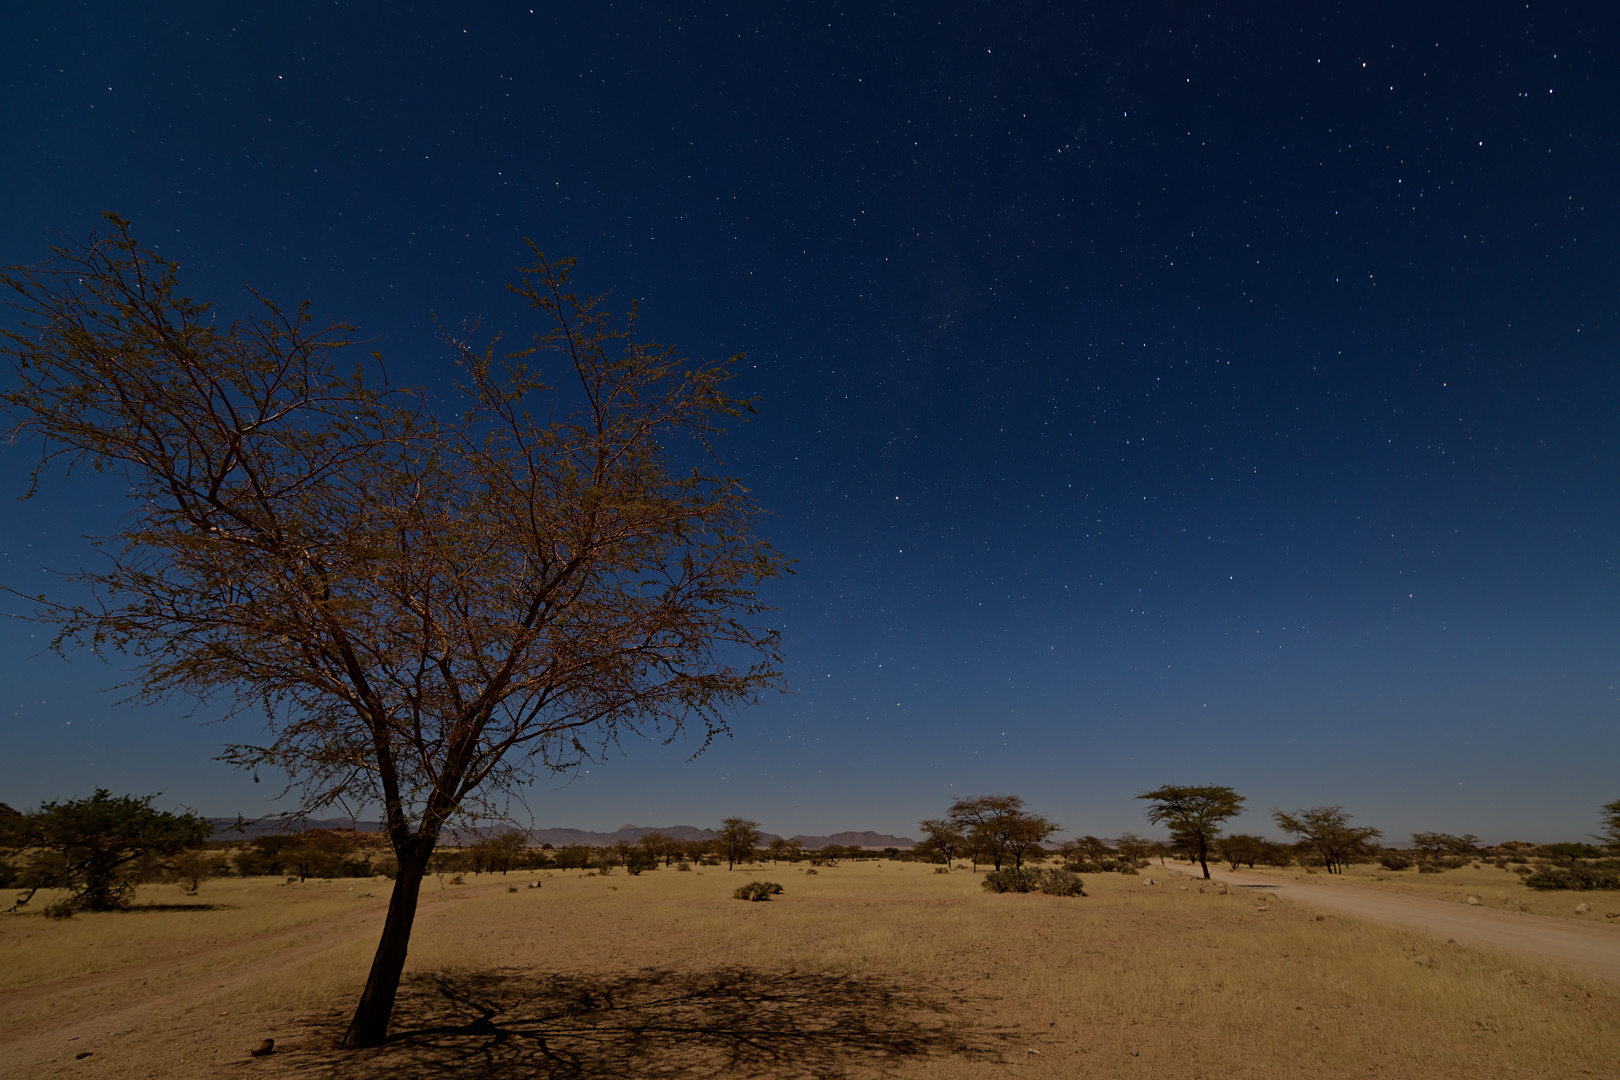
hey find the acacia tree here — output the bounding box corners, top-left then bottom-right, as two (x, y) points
(4, 790), (211, 911)
(0, 217), (787, 1047)
(1273, 806), (1382, 874)
(916, 818), (965, 867)
(947, 795), (1057, 871)
(716, 817), (761, 869)
(1136, 785), (1246, 879)
(1598, 799), (1620, 851)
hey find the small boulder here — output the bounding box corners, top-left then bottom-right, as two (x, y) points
(1575, 902), (1591, 914)
(249, 1039), (275, 1058)
(1466, 896), (1482, 905)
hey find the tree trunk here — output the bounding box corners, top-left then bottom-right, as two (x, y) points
(341, 850), (430, 1048)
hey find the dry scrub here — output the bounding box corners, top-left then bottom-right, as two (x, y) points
(1, 862), (1617, 1079)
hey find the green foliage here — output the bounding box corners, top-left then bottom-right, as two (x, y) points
(1523, 865), (1620, 891)
(5, 790), (211, 912)
(946, 795), (1058, 871)
(1542, 843), (1603, 864)
(1601, 799), (1620, 851)
(1273, 807), (1382, 875)
(981, 867), (1085, 896)
(732, 880), (783, 901)
(1136, 785), (1246, 877)
(717, 818), (761, 870)
(1410, 833), (1480, 859)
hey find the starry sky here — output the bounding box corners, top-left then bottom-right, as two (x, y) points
(2, 3), (1616, 844)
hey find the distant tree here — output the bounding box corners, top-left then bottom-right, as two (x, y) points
(1541, 842), (1602, 865)
(6, 790), (211, 911)
(947, 795), (1057, 871)
(170, 850), (227, 894)
(639, 831), (674, 867)
(1136, 785), (1246, 880)
(1410, 833), (1479, 860)
(1217, 833), (1267, 870)
(717, 818), (761, 870)
(765, 837), (796, 864)
(468, 831), (526, 874)
(916, 818), (967, 867)
(1273, 807), (1382, 874)
(0, 221), (787, 1046)
(1114, 832), (1151, 867)
(555, 844), (592, 871)
(1598, 799), (1620, 851)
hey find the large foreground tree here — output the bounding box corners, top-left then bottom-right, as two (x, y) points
(1136, 785), (1246, 879)
(1, 216), (787, 1047)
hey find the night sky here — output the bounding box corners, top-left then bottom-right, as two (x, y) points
(3, 3), (1616, 844)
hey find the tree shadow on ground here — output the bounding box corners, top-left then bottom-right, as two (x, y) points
(290, 966), (1000, 1079)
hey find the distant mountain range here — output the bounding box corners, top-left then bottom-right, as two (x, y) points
(206, 817), (915, 850)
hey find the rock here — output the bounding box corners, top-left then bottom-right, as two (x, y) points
(75, 1052), (92, 1060)
(1254, 905), (1269, 912)
(1140, 878), (1155, 886)
(249, 1038), (275, 1058)
(1178, 885), (1189, 891)
(1313, 914), (1325, 921)
(1575, 903), (1591, 914)
(1466, 895), (1482, 905)
(1412, 956), (1435, 967)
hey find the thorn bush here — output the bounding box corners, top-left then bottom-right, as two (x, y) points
(732, 881), (784, 901)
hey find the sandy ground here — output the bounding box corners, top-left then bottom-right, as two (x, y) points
(1195, 864), (1620, 984)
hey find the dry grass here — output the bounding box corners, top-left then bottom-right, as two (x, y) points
(2, 861), (1618, 1079)
(1229, 859), (1620, 922)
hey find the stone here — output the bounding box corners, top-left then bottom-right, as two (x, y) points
(1412, 956), (1435, 967)
(1575, 902), (1591, 914)
(250, 1039), (276, 1058)
(1466, 895), (1482, 905)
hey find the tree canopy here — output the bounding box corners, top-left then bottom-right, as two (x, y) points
(946, 795), (1057, 871)
(3, 789), (211, 912)
(1274, 806), (1382, 874)
(1135, 785), (1246, 879)
(1, 216), (787, 1046)
(716, 818), (761, 869)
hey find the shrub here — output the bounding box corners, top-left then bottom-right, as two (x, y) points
(1417, 863), (1444, 874)
(675, 861), (692, 872)
(733, 881), (784, 901)
(982, 868), (1085, 896)
(1038, 869), (1086, 896)
(1523, 866), (1620, 891)
(1378, 853), (1413, 871)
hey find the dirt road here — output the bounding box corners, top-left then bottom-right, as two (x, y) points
(1197, 865), (1620, 984)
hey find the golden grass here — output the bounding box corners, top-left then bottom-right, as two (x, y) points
(1228, 859), (1620, 922)
(2, 861), (1617, 1079)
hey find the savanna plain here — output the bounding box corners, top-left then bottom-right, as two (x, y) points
(3, 859), (1618, 1080)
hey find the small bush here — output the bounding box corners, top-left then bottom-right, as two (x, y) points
(1523, 866), (1620, 891)
(1038, 869), (1086, 896)
(982, 868), (1085, 896)
(804, 868), (818, 875)
(1378, 853), (1413, 871)
(42, 901), (76, 919)
(675, 861), (692, 872)
(1417, 863), (1444, 875)
(733, 881), (784, 901)
(934, 866), (950, 874)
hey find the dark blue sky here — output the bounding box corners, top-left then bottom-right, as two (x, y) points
(3, 2), (1616, 843)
